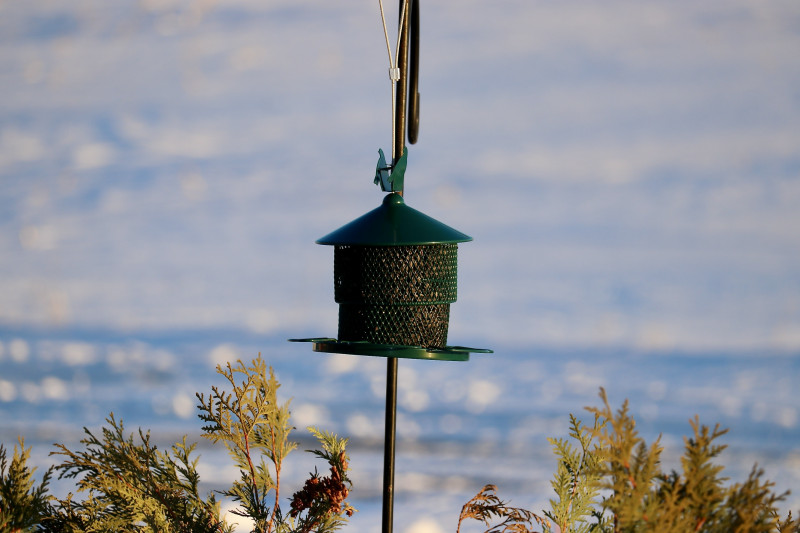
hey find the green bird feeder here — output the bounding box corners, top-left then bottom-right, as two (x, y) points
(297, 191), (490, 361)
(292, 191), (490, 361)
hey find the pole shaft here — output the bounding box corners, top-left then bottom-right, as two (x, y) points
(384, 4), (409, 533)
(382, 357), (399, 533)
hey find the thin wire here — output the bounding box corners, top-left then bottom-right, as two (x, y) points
(378, 0), (393, 66)
(378, 0), (409, 160)
(394, 0), (408, 69)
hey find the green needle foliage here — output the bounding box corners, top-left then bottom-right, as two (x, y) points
(43, 414), (228, 533)
(1, 438), (52, 533)
(4, 357), (797, 533)
(459, 388), (799, 533)
(197, 357), (296, 531)
(196, 355), (355, 533)
(0, 354), (354, 533)
(544, 414), (608, 533)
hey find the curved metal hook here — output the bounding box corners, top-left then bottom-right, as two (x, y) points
(394, 0), (420, 162)
(407, 0), (420, 144)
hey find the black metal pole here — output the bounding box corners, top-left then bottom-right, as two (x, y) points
(381, 357), (398, 533)
(383, 4), (412, 533)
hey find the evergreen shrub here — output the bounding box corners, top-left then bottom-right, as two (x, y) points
(1, 355), (354, 533)
(458, 388), (799, 533)
(1, 359), (797, 533)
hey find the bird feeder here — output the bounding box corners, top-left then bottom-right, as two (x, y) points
(298, 191), (490, 361)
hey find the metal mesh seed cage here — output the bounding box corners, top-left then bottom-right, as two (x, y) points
(334, 244), (458, 347)
(338, 303), (450, 347)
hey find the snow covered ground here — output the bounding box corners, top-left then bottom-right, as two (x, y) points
(1, 1), (799, 531)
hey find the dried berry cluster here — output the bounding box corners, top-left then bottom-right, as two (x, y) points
(290, 455), (353, 520)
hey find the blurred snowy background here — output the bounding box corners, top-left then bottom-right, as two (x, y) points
(1, 0), (799, 531)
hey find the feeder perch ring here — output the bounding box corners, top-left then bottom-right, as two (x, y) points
(289, 338), (492, 361)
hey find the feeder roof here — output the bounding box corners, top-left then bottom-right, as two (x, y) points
(316, 193), (472, 246)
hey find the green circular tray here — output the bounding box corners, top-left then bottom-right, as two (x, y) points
(289, 338), (492, 361)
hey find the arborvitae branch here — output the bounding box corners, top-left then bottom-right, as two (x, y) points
(463, 387), (798, 533)
(544, 414), (606, 533)
(1, 353), (356, 533)
(0, 437), (52, 532)
(776, 511), (800, 533)
(196, 354), (354, 533)
(457, 484), (550, 533)
(44, 414), (228, 532)
(196, 355), (297, 533)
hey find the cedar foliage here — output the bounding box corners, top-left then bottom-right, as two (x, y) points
(0, 438), (52, 532)
(457, 484), (550, 533)
(41, 414), (228, 532)
(459, 388), (799, 533)
(0, 355), (354, 533)
(195, 357), (355, 533)
(196, 357), (296, 531)
(4, 359), (799, 533)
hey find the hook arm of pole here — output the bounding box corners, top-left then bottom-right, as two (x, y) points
(407, 0), (420, 145)
(394, 0), (420, 167)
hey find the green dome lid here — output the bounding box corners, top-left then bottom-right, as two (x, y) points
(316, 193), (472, 246)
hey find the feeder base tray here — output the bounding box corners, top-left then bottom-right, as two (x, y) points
(289, 338), (492, 361)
